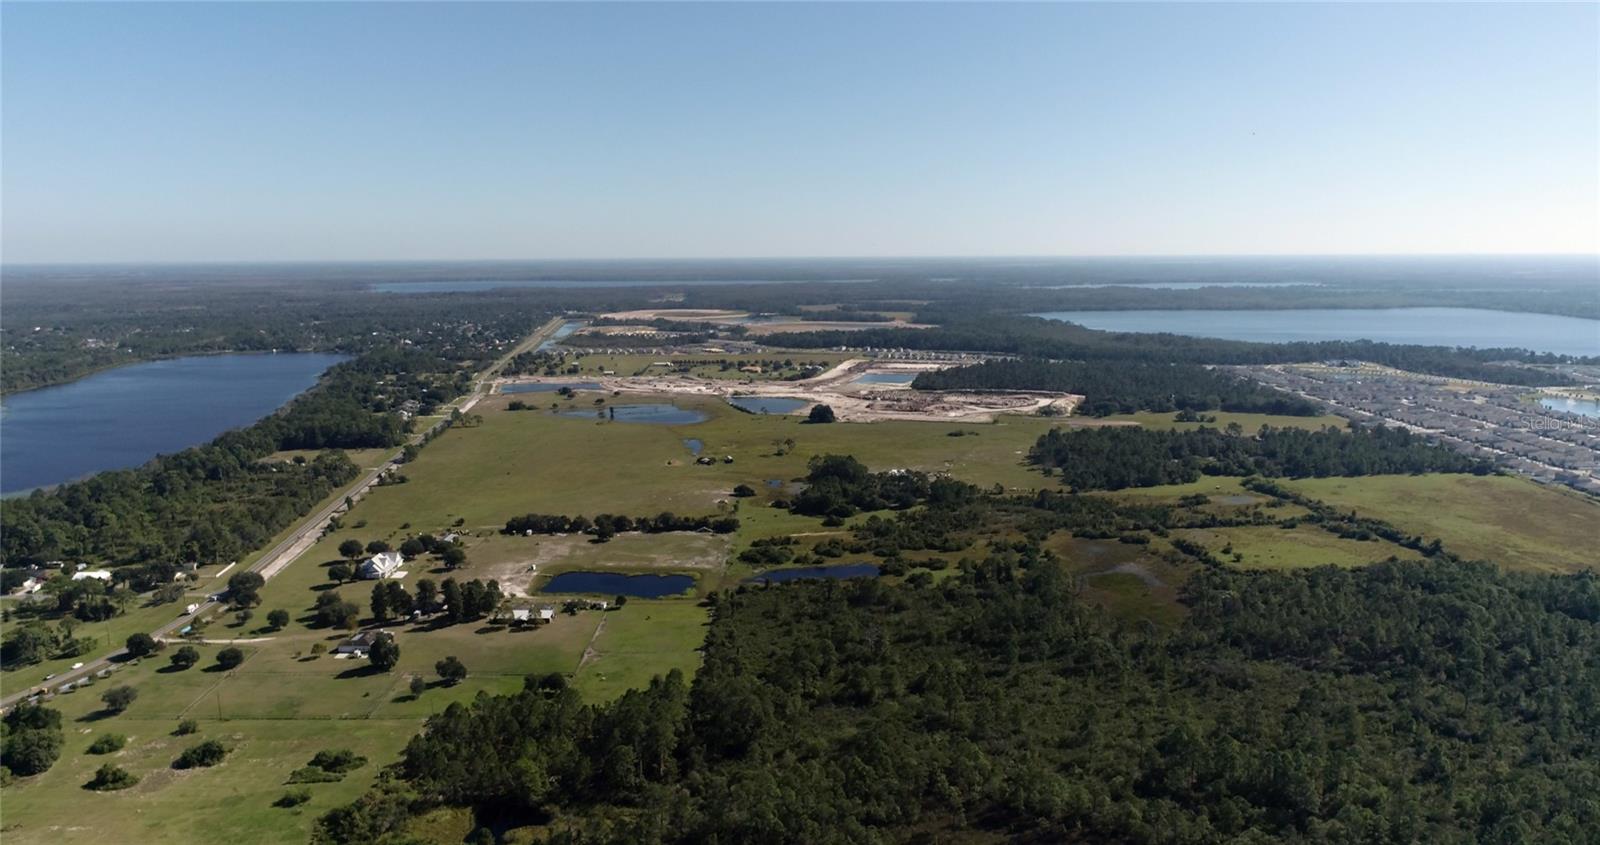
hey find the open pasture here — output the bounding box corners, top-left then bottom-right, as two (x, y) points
(1282, 474), (1599, 573)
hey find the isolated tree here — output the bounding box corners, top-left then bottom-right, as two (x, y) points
(615, 595), (629, 608)
(409, 676), (426, 697)
(367, 635), (400, 672)
(399, 538), (425, 559)
(441, 579), (464, 623)
(100, 686), (138, 714)
(732, 484), (757, 498)
(414, 579), (438, 611)
(216, 647), (244, 670)
(227, 572), (265, 608)
(370, 583), (391, 622)
(125, 632), (159, 658)
(807, 404), (837, 424)
(365, 540), (391, 555)
(435, 656), (467, 685)
(169, 645), (201, 670)
(266, 609), (290, 630)
(441, 546), (467, 569)
(328, 562), (353, 584)
(235, 609), (254, 627)
(338, 539), (365, 560)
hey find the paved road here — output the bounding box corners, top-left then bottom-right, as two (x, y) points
(1, 317), (566, 709)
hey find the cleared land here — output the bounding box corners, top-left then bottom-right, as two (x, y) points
(1282, 474), (1599, 573)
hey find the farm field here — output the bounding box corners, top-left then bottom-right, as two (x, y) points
(1281, 474), (1599, 573)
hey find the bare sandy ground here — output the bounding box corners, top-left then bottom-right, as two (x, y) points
(500, 356), (1082, 423)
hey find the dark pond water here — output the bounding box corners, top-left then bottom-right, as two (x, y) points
(1, 353), (347, 494)
(746, 563), (882, 584)
(1033, 308), (1600, 358)
(853, 372), (919, 385)
(502, 380), (601, 394)
(727, 396), (810, 414)
(541, 571), (696, 597)
(684, 438), (704, 455)
(556, 403), (708, 425)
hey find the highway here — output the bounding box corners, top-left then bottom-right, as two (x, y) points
(1, 316), (566, 708)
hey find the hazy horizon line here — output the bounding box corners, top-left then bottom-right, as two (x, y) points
(5, 252), (1597, 270)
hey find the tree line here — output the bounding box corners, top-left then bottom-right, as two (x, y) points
(502, 512), (739, 541)
(911, 358), (1322, 416)
(1028, 424), (1493, 491)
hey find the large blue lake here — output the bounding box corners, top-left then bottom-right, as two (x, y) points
(1034, 308), (1600, 358)
(0, 353), (346, 494)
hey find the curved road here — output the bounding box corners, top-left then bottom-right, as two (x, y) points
(2, 317), (566, 708)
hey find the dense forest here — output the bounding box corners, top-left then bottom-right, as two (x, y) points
(1028, 424), (1493, 491)
(316, 555), (1600, 844)
(911, 359), (1321, 416)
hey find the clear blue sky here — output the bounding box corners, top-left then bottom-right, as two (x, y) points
(3, 2), (1595, 262)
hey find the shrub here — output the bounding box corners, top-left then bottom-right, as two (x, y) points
(84, 763), (138, 791)
(309, 749), (367, 774)
(275, 788), (312, 808)
(173, 739), (228, 769)
(87, 734), (126, 755)
(173, 719), (199, 736)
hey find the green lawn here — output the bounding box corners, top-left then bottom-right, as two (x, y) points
(1282, 474), (1599, 573)
(572, 601), (709, 702)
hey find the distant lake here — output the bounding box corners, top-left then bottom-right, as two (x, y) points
(502, 380), (601, 394)
(373, 279), (873, 294)
(1034, 308), (1600, 357)
(727, 396), (809, 414)
(1033, 281), (1324, 290)
(1, 353), (347, 495)
(556, 403), (708, 425)
(746, 563), (881, 584)
(541, 571), (695, 597)
(1539, 397), (1600, 419)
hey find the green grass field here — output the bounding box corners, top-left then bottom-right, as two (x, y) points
(1282, 474), (1599, 573)
(1171, 524), (1422, 570)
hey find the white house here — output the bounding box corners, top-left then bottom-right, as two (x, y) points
(358, 551), (404, 580)
(537, 606), (556, 622)
(71, 570), (113, 582)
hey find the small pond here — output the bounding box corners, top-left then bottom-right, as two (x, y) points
(684, 438), (704, 456)
(853, 372), (918, 386)
(746, 563), (882, 584)
(1538, 397), (1600, 419)
(541, 571), (696, 598)
(502, 381), (601, 394)
(727, 396), (810, 414)
(556, 403), (709, 424)
(536, 321), (584, 351)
